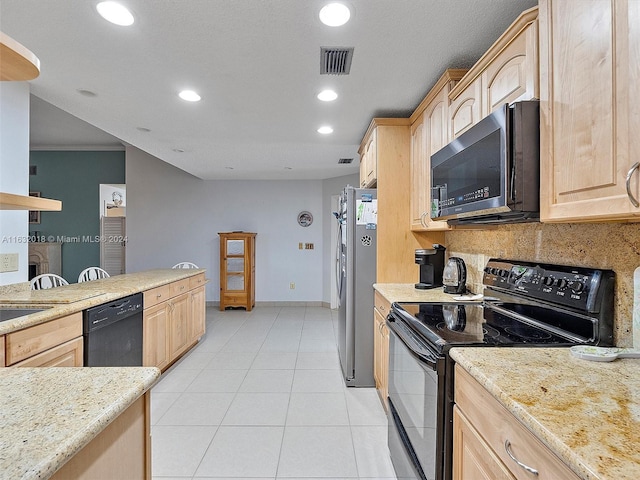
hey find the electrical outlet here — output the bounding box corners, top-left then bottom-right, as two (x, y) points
(0, 253), (19, 273)
(290, 282), (295, 289)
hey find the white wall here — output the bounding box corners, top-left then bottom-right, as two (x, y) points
(99, 183), (126, 215)
(0, 82), (31, 285)
(126, 146), (358, 304)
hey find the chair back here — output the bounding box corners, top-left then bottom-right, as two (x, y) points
(30, 273), (69, 290)
(78, 267), (110, 283)
(172, 262), (199, 269)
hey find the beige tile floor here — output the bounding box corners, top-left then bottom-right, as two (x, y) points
(151, 306), (397, 479)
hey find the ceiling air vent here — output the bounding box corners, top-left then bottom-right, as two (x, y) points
(320, 47), (354, 75)
(338, 158), (353, 164)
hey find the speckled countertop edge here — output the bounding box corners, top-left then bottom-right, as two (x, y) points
(0, 269), (207, 335)
(0, 367), (160, 480)
(450, 347), (640, 480)
(373, 283), (481, 303)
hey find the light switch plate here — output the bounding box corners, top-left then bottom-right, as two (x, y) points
(0, 253), (19, 272)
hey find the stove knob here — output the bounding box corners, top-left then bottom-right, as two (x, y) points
(556, 278), (568, 290)
(490, 268), (499, 275)
(499, 269), (509, 278)
(484, 267), (492, 274)
(542, 276), (554, 286)
(570, 281), (585, 294)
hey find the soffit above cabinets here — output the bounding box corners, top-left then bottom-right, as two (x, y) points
(0, 31), (40, 81)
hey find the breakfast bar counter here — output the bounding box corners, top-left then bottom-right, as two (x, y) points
(450, 347), (640, 480)
(0, 269), (206, 335)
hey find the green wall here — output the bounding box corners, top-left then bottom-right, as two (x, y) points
(29, 151), (125, 283)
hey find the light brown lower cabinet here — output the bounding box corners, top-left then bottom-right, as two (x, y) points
(5, 312), (83, 367)
(190, 285), (206, 341)
(0, 336), (4, 367)
(168, 292), (190, 360)
(51, 392), (151, 480)
(373, 290), (391, 410)
(454, 365), (580, 480)
(143, 274), (207, 371)
(142, 302), (170, 371)
(13, 337), (83, 367)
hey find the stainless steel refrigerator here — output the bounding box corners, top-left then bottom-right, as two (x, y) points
(335, 185), (377, 387)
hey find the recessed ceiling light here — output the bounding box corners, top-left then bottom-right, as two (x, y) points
(284, 167), (293, 170)
(319, 3), (351, 27)
(318, 126), (334, 134)
(77, 89), (97, 97)
(136, 127), (151, 133)
(178, 90), (201, 102)
(225, 166), (234, 170)
(317, 89), (338, 102)
(172, 148), (185, 153)
(96, 2), (134, 26)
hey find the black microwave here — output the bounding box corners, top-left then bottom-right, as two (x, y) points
(430, 100), (539, 225)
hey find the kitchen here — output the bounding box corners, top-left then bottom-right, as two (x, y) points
(1, 1), (640, 479)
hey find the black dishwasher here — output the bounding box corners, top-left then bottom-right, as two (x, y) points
(83, 293), (144, 366)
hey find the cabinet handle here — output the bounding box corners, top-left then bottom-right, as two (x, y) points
(504, 440), (538, 476)
(156, 293), (162, 299)
(626, 162), (640, 207)
(180, 285), (185, 290)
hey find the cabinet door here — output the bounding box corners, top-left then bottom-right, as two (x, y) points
(190, 285), (206, 343)
(424, 86), (454, 230)
(539, 0), (640, 221)
(0, 336), (4, 367)
(169, 293), (190, 359)
(410, 116), (427, 230)
(13, 337), (83, 367)
(482, 20), (538, 116)
(450, 77), (482, 139)
(366, 129), (378, 186)
(143, 303), (169, 370)
(224, 238), (246, 291)
(453, 407), (516, 480)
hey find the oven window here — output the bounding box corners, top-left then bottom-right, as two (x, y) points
(388, 327), (443, 479)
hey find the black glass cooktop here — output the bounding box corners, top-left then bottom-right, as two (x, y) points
(393, 302), (577, 351)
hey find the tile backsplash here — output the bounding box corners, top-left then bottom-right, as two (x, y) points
(444, 222), (640, 347)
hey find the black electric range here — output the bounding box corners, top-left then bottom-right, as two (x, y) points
(386, 259), (615, 480)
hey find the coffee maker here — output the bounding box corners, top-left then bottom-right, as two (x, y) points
(414, 244), (446, 289)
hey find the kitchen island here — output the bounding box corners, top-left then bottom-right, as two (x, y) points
(450, 347), (640, 480)
(0, 366), (160, 480)
(0, 269), (207, 335)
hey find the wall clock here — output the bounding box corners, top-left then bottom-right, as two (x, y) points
(297, 211), (313, 227)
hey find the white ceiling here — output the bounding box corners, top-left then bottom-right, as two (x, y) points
(1, 0), (537, 180)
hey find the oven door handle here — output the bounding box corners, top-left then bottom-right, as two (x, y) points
(387, 314), (440, 369)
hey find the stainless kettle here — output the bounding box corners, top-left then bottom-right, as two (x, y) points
(443, 257), (467, 294)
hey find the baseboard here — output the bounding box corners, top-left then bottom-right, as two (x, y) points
(206, 301), (332, 308)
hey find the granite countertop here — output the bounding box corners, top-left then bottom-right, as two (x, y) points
(450, 347), (640, 480)
(0, 269), (206, 335)
(373, 282), (482, 303)
(0, 366), (160, 480)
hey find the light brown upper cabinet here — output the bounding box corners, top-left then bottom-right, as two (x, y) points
(448, 7), (539, 139)
(359, 128), (378, 188)
(410, 70), (466, 231)
(539, 0), (640, 222)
